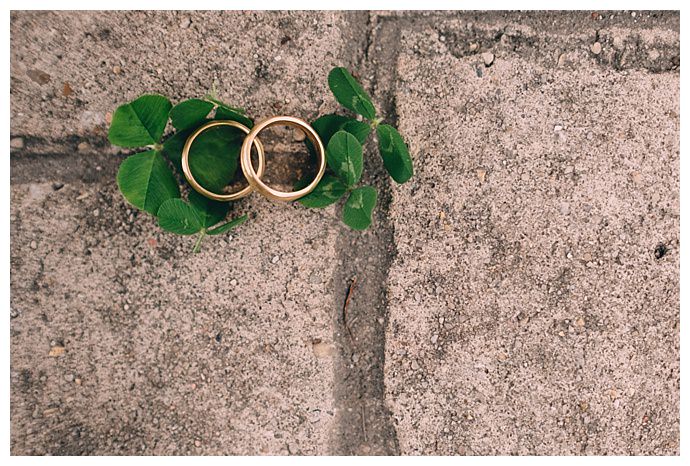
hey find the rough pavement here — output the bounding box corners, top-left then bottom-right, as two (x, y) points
(10, 11), (679, 455)
(381, 11), (680, 455)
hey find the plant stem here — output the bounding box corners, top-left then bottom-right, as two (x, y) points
(192, 230), (206, 253)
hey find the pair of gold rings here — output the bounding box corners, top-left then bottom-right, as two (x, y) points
(181, 116), (326, 202)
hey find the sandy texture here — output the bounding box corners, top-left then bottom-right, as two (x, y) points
(11, 11), (680, 456)
(383, 12), (680, 455)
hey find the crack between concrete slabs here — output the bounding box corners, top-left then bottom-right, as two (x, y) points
(328, 13), (403, 456)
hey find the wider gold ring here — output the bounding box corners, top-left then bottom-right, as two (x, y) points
(240, 115), (326, 202)
(182, 120), (266, 202)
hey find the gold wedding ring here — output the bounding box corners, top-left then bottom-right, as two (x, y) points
(182, 120), (266, 202)
(240, 116), (326, 202)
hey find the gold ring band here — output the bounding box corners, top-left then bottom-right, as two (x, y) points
(182, 120), (266, 202)
(240, 115), (326, 202)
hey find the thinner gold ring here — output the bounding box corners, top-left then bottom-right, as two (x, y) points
(240, 115), (326, 202)
(182, 120), (266, 202)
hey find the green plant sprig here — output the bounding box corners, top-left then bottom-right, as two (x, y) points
(108, 67), (414, 251)
(109, 94), (250, 252)
(298, 67), (413, 230)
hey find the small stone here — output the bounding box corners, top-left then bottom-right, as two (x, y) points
(554, 125), (563, 132)
(482, 52), (495, 66)
(62, 82), (73, 97)
(230, 279), (237, 286)
(414, 293), (421, 302)
(75, 378), (82, 385)
(351, 353), (360, 363)
(631, 171), (642, 184)
(439, 35), (446, 42)
(112, 65), (122, 75)
(590, 42), (602, 55)
(77, 142), (90, 152)
(575, 317), (585, 328)
(10, 308), (19, 318)
(476, 168), (487, 183)
(52, 182), (64, 191)
(64, 373), (75, 382)
(411, 360), (420, 371)
(566, 251), (573, 259)
(10, 137), (24, 149)
(30, 241), (37, 250)
(92, 208), (100, 217)
(556, 52), (566, 67)
(469, 42), (479, 52)
(27, 69), (51, 84)
(123, 304), (130, 311)
(631, 11), (636, 18)
(271, 255), (280, 264)
(431, 334), (439, 344)
(312, 341), (335, 358)
(48, 346), (65, 357)
(194, 439), (201, 447)
(180, 17), (192, 28)
(105, 112), (113, 124)
(293, 128), (306, 142)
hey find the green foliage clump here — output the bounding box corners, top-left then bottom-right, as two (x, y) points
(109, 67), (413, 251)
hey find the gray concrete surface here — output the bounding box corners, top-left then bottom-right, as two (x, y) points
(10, 11), (679, 456)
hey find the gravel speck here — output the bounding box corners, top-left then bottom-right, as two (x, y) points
(30, 241), (37, 250)
(10, 137), (24, 149)
(482, 52), (495, 66)
(271, 255), (280, 264)
(591, 42), (602, 55)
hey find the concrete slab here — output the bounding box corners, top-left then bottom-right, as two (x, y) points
(10, 10), (369, 455)
(383, 12), (679, 455)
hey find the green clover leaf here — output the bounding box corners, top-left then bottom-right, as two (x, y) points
(163, 124), (244, 193)
(376, 124), (413, 184)
(108, 94), (172, 147)
(340, 119), (371, 145)
(327, 131), (363, 188)
(342, 186), (377, 230)
(215, 105), (254, 129)
(328, 67), (377, 121)
(298, 174), (347, 208)
(116, 150), (180, 215)
(169, 99), (214, 131)
(188, 190), (229, 228)
(157, 198), (203, 235)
